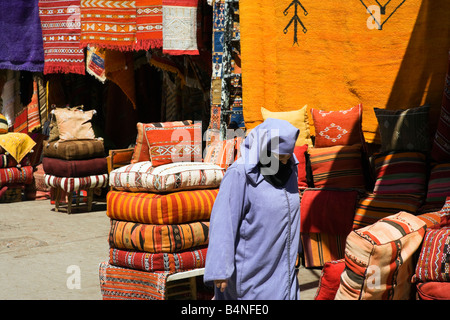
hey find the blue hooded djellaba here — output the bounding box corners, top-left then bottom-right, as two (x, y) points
(204, 118), (301, 300)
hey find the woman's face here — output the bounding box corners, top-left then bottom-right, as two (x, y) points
(274, 153), (291, 164)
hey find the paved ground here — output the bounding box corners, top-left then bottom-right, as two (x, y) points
(0, 198), (321, 300)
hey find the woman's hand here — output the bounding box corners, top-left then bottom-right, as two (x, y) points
(214, 279), (228, 292)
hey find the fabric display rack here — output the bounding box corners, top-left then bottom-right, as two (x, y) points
(42, 107), (108, 214)
(99, 120), (234, 300)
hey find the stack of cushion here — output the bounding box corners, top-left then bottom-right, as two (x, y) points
(99, 120), (225, 300)
(0, 117), (36, 202)
(42, 107), (108, 211)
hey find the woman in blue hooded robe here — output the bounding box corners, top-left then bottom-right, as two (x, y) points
(204, 118), (301, 300)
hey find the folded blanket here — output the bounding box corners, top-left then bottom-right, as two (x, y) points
(106, 189), (218, 224)
(109, 219), (209, 253)
(109, 246), (207, 273)
(42, 157), (107, 177)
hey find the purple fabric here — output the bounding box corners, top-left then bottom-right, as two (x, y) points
(204, 118), (301, 300)
(0, 0), (44, 72)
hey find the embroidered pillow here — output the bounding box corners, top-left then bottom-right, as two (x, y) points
(308, 144), (365, 189)
(261, 105), (313, 147)
(203, 138), (237, 169)
(431, 50), (450, 162)
(54, 108), (96, 141)
(372, 151), (427, 196)
(335, 212), (427, 300)
(374, 104), (430, 153)
(413, 227), (450, 283)
(311, 104), (364, 148)
(131, 120), (192, 164)
(144, 122), (201, 167)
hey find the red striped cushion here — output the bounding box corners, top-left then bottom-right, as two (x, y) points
(109, 247), (207, 273)
(425, 163), (450, 210)
(44, 173), (108, 192)
(106, 189), (218, 224)
(353, 193), (422, 229)
(309, 144), (365, 189)
(373, 151), (427, 195)
(0, 166), (34, 186)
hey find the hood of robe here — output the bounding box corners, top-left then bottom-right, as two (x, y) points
(239, 118), (299, 185)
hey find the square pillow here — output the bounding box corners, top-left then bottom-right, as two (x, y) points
(431, 51), (450, 162)
(374, 104), (430, 153)
(144, 122), (201, 167)
(314, 259), (346, 300)
(261, 105), (313, 147)
(413, 227), (450, 283)
(131, 120), (192, 164)
(203, 137), (239, 169)
(311, 104), (364, 148)
(335, 212), (427, 300)
(308, 144), (365, 189)
(53, 108), (96, 141)
(372, 151), (427, 196)
(425, 163), (450, 210)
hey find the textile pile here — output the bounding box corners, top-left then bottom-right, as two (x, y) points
(42, 106), (108, 213)
(99, 120), (227, 300)
(0, 120), (36, 202)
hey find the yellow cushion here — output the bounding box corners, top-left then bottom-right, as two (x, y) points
(261, 105), (313, 146)
(0, 132), (36, 163)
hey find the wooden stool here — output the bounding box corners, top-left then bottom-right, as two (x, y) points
(54, 188), (94, 214)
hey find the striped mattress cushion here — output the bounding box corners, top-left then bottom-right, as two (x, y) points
(335, 212), (427, 300)
(109, 161), (225, 193)
(109, 247), (207, 273)
(44, 173), (108, 192)
(107, 189), (218, 224)
(373, 151), (427, 195)
(109, 219), (209, 253)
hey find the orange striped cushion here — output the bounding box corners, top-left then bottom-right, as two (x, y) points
(106, 189), (218, 224)
(109, 220), (209, 253)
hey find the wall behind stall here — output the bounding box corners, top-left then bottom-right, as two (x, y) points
(240, 0), (450, 144)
